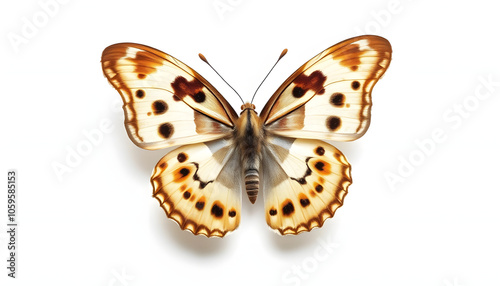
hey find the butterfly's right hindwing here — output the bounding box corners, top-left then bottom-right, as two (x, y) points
(151, 138), (242, 237)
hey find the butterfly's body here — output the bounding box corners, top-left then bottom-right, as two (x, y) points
(102, 35), (392, 237)
(235, 103), (264, 204)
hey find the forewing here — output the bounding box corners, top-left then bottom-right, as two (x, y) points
(262, 136), (351, 235)
(262, 35), (392, 141)
(101, 43), (238, 150)
(151, 139), (242, 237)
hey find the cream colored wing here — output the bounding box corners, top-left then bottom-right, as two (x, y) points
(151, 138), (242, 237)
(101, 43), (238, 150)
(262, 35), (391, 141)
(262, 136), (351, 235)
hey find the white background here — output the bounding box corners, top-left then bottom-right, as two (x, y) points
(1, 0), (499, 285)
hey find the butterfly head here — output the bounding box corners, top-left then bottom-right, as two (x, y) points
(240, 103), (256, 113)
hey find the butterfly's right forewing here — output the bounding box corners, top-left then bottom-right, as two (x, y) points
(101, 43), (238, 150)
(102, 43), (243, 238)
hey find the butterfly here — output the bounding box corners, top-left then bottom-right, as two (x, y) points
(101, 35), (392, 237)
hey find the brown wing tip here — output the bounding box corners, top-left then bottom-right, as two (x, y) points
(198, 53), (208, 63)
(279, 49), (288, 60)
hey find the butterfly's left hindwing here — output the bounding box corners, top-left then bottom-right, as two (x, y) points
(262, 137), (351, 235)
(260, 35), (391, 235)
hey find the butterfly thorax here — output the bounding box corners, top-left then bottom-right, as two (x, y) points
(235, 103), (264, 204)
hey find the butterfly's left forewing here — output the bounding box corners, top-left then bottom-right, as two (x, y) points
(261, 35), (391, 234)
(262, 36), (392, 141)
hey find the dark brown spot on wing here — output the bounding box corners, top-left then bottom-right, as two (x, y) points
(312, 160), (332, 175)
(292, 70), (326, 97)
(281, 200), (295, 216)
(326, 116), (341, 131)
(177, 152), (188, 163)
(292, 86), (305, 98)
(315, 161), (325, 171)
(193, 91), (206, 103)
(158, 122), (174, 138)
(211, 202), (224, 218)
(159, 162), (167, 169)
(269, 208), (277, 216)
(173, 166), (192, 183)
(315, 146), (325, 156)
(135, 89), (145, 99)
(152, 100), (168, 115)
(195, 198), (205, 211)
(330, 93), (345, 107)
(180, 168), (189, 176)
(315, 184), (323, 193)
(228, 209), (237, 217)
(171, 76), (205, 102)
(299, 196), (310, 207)
(183, 191), (191, 199)
(351, 80), (360, 90)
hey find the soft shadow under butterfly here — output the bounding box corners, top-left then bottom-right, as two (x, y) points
(101, 35), (391, 237)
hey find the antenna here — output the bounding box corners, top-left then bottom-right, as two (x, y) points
(199, 53), (244, 104)
(250, 48), (288, 104)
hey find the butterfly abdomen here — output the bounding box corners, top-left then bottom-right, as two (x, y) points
(236, 104), (264, 204)
(244, 168), (259, 204)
